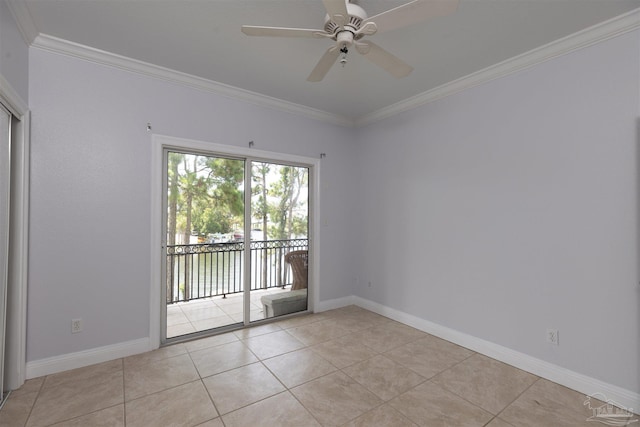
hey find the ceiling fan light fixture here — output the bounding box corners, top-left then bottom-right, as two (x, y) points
(336, 30), (354, 48)
(241, 0), (459, 82)
(339, 46), (349, 66)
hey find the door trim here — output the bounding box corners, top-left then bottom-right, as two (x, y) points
(150, 134), (320, 349)
(0, 74), (30, 390)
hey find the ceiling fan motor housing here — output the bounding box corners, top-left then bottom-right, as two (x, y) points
(323, 3), (367, 35)
(241, 0), (458, 81)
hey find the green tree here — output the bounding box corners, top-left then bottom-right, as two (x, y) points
(252, 162), (270, 288)
(166, 152), (184, 302)
(203, 157), (244, 234)
(268, 166), (308, 240)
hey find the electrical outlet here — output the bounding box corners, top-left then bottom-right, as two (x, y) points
(71, 318), (83, 334)
(546, 329), (559, 345)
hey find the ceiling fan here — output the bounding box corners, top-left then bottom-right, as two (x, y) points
(241, 0), (458, 82)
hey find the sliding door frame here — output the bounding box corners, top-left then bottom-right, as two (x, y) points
(150, 134), (320, 348)
(0, 75), (30, 391)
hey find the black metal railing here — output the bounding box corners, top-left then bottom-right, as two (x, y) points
(166, 239), (308, 303)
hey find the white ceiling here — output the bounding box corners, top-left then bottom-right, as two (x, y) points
(14, 0), (640, 123)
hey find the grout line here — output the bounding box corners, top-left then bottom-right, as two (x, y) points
(8, 307), (599, 426)
(493, 377), (540, 420)
(20, 377), (46, 427)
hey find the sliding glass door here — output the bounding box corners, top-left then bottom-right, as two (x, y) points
(248, 162), (309, 322)
(162, 150), (310, 341)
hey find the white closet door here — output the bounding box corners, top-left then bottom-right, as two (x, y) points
(0, 103), (11, 400)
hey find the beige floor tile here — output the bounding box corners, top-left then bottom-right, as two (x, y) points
(345, 322), (426, 353)
(310, 335), (379, 369)
(222, 391), (321, 427)
(286, 319), (353, 346)
(190, 340), (258, 378)
(343, 404), (419, 427)
(328, 310), (391, 332)
(343, 355), (425, 401)
(125, 380), (217, 427)
(42, 359), (123, 390)
(0, 390), (38, 427)
(385, 334), (474, 378)
(212, 294), (244, 307)
(183, 305), (228, 322)
(232, 322), (282, 339)
(10, 377), (44, 397)
(49, 404), (124, 427)
(0, 377), (45, 427)
(202, 363), (285, 415)
(217, 303), (243, 316)
(339, 307), (389, 320)
(499, 379), (606, 427)
(168, 322), (197, 338)
(183, 298), (219, 305)
(124, 353), (199, 401)
(185, 331), (239, 353)
(323, 305), (362, 315)
(274, 313), (330, 330)
(263, 348), (337, 388)
(389, 381), (493, 427)
(312, 316), (370, 334)
(167, 307), (189, 326)
(192, 315), (237, 331)
(243, 330), (305, 359)
(5, 307), (615, 427)
(237, 309), (266, 323)
(195, 418), (225, 427)
(522, 378), (602, 416)
(124, 343), (187, 368)
(26, 369), (123, 427)
(485, 418), (515, 427)
(431, 354), (538, 415)
(291, 371), (383, 426)
(179, 299), (219, 311)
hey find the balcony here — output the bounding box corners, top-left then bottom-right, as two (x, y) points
(166, 238), (308, 338)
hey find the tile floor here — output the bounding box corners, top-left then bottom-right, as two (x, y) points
(1, 306), (634, 426)
(167, 287), (294, 338)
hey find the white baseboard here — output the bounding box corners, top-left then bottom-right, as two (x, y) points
(314, 295), (357, 312)
(25, 338), (151, 379)
(350, 296), (640, 413)
(24, 294), (354, 380)
(23, 296), (640, 413)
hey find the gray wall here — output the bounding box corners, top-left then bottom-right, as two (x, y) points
(354, 30), (639, 393)
(27, 48), (357, 362)
(23, 15), (640, 397)
(0, 0), (28, 102)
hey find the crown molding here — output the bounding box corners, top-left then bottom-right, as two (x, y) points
(31, 34), (354, 128)
(356, 7), (640, 127)
(23, 7), (639, 128)
(0, 73), (27, 116)
(4, 0), (38, 45)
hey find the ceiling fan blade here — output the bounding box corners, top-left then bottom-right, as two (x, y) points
(322, 0), (349, 28)
(355, 41), (413, 78)
(354, 21), (378, 38)
(363, 0), (458, 34)
(241, 25), (328, 38)
(307, 46), (340, 82)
